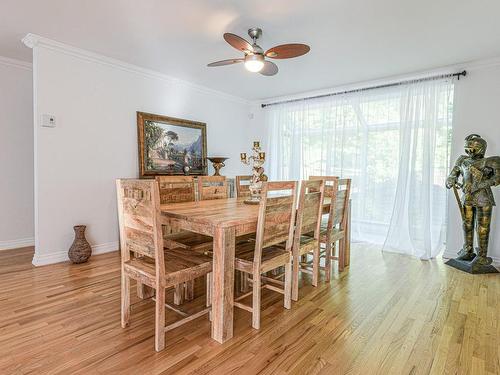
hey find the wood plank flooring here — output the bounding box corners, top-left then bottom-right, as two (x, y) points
(0, 245), (498, 374)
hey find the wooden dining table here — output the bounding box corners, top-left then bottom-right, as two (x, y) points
(160, 197), (351, 344)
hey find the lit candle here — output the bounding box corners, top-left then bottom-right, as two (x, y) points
(259, 152), (266, 160)
(253, 141), (260, 148)
(240, 152), (247, 161)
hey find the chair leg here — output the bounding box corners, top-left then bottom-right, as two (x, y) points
(173, 284), (184, 305)
(324, 240), (332, 282)
(185, 280), (195, 300)
(241, 271), (249, 293)
(121, 273), (130, 328)
(338, 239), (345, 272)
(136, 283), (155, 299)
(206, 272), (212, 321)
(155, 287), (165, 352)
(312, 244), (320, 287)
(284, 261), (292, 309)
(292, 253), (300, 301)
(252, 272), (261, 330)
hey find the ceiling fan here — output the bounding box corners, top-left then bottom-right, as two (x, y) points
(207, 28), (310, 76)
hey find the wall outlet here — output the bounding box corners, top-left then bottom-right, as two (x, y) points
(41, 114), (56, 128)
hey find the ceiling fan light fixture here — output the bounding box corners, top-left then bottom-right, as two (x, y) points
(207, 28), (310, 76)
(244, 54), (264, 72)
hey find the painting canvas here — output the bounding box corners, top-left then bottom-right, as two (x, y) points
(137, 112), (207, 177)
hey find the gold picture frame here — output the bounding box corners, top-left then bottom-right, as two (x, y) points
(137, 112), (207, 177)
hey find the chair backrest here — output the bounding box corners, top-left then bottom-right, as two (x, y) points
(295, 179), (325, 242)
(332, 179), (351, 228)
(235, 175), (252, 198)
(254, 181), (298, 269)
(309, 176), (339, 233)
(155, 176), (195, 204)
(197, 176), (228, 200)
(309, 175), (339, 200)
(116, 179), (164, 281)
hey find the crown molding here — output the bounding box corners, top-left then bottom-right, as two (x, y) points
(21, 34), (38, 49)
(0, 55), (32, 71)
(22, 33), (251, 106)
(460, 56), (500, 71)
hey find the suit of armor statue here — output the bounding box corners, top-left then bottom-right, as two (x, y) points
(446, 134), (500, 268)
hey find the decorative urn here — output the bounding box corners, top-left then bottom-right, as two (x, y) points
(68, 225), (92, 264)
(208, 157), (229, 176)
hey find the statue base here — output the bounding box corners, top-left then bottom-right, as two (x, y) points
(445, 258), (499, 274)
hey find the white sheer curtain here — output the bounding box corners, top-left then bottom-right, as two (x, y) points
(266, 78), (454, 259)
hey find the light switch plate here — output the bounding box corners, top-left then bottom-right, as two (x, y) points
(41, 114), (56, 128)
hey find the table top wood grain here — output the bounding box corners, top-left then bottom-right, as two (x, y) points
(161, 197), (260, 231)
(161, 197), (334, 236)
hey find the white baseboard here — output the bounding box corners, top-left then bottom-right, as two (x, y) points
(0, 237), (35, 251)
(32, 241), (118, 266)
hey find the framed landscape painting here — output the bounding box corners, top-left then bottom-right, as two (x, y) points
(137, 112), (207, 177)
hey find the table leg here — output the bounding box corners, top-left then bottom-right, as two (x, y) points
(211, 226), (235, 343)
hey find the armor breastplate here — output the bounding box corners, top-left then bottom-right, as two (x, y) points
(459, 157), (495, 207)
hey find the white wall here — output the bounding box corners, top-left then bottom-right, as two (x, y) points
(0, 57), (34, 250)
(445, 64), (500, 261)
(27, 35), (254, 265)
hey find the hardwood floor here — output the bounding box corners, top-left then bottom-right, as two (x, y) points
(0, 245), (498, 374)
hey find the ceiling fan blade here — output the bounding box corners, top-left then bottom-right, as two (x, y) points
(223, 33), (254, 53)
(265, 43), (310, 59)
(260, 60), (279, 76)
(207, 58), (244, 67)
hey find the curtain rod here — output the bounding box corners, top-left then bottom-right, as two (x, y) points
(261, 70), (467, 108)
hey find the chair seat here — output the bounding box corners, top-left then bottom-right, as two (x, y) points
(236, 233), (257, 244)
(164, 231), (213, 251)
(278, 234), (317, 253)
(123, 248), (212, 288)
(298, 235), (318, 255)
(234, 241), (291, 273)
(299, 234), (315, 245)
(319, 218), (345, 242)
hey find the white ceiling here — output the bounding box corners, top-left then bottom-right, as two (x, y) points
(1, 0), (500, 100)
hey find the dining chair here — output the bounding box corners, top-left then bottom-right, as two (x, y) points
(116, 179), (212, 352)
(155, 176), (212, 253)
(234, 175), (261, 292)
(156, 176), (214, 303)
(235, 175), (252, 198)
(310, 176), (351, 277)
(291, 179), (325, 301)
(233, 181), (297, 329)
(324, 178), (351, 274)
(309, 176), (338, 279)
(197, 175), (228, 200)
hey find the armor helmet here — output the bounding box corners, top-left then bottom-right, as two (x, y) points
(464, 134), (487, 157)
